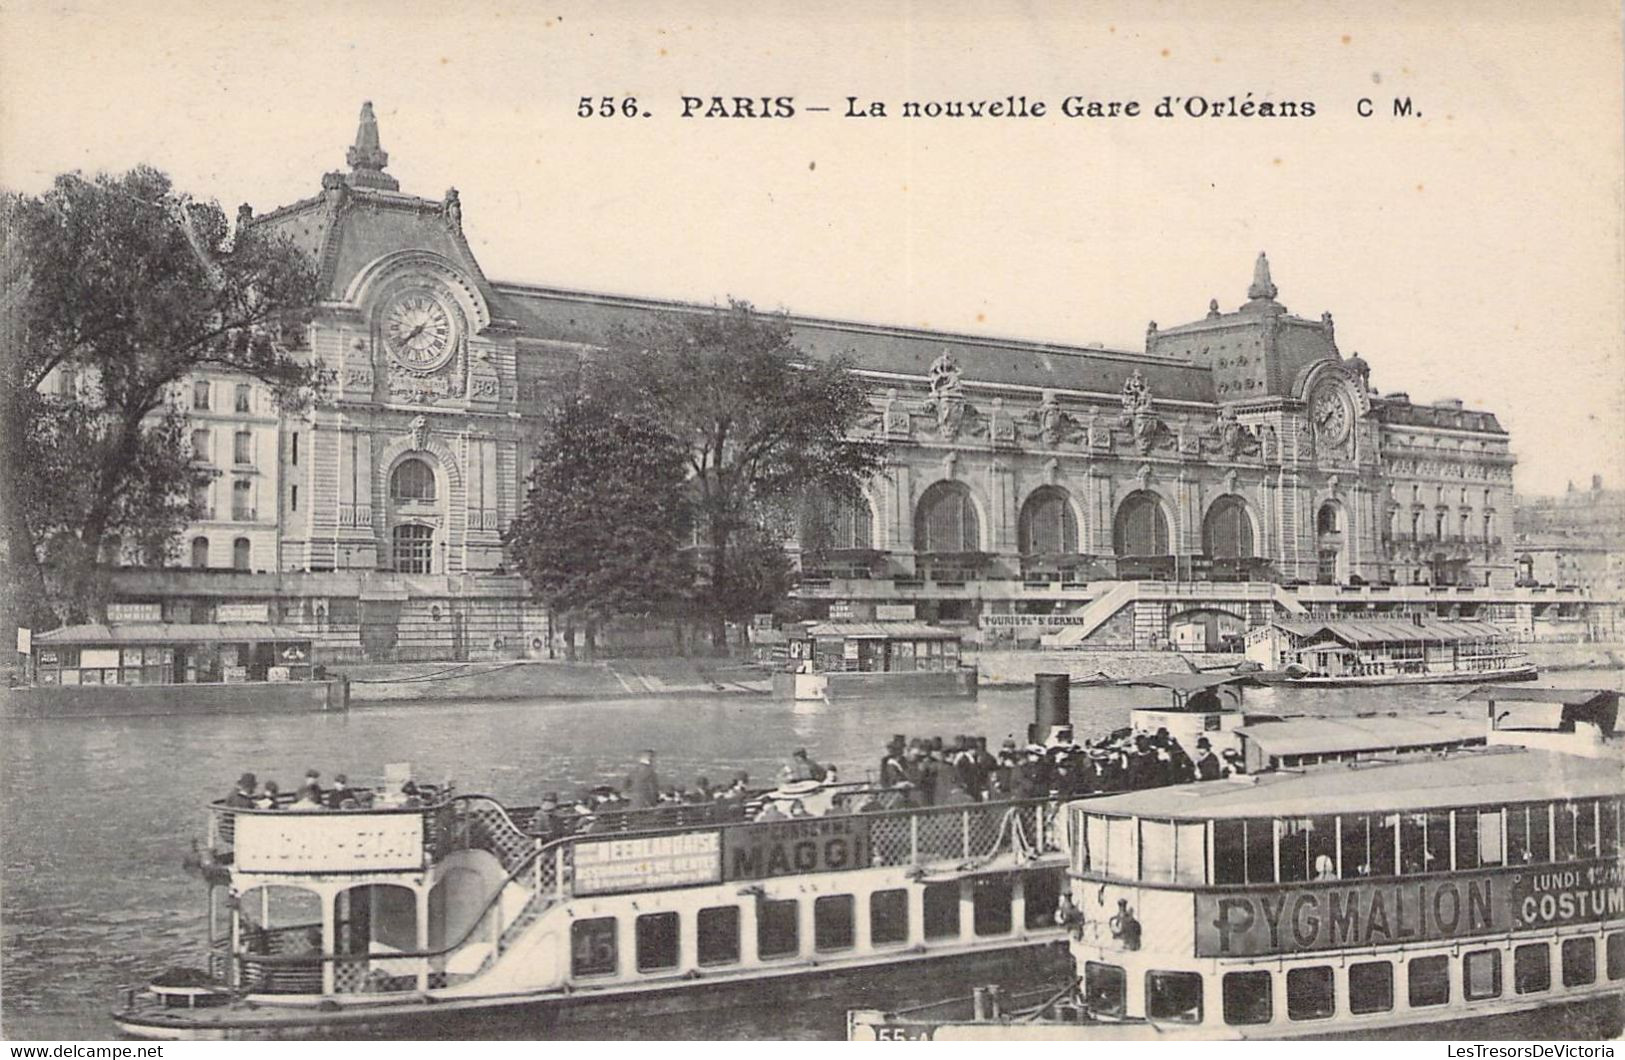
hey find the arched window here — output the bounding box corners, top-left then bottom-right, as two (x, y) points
(392, 459), (436, 501)
(914, 482), (979, 553)
(191, 537), (209, 570)
(801, 488), (874, 552)
(1019, 487), (1077, 556)
(393, 524), (434, 574)
(1317, 503), (1342, 535)
(1113, 491), (1170, 557)
(1202, 496), (1255, 559)
(232, 537), (251, 571)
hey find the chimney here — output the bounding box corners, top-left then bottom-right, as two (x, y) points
(1592, 474), (1603, 492)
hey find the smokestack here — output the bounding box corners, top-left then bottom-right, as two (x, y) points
(1031, 673), (1071, 744)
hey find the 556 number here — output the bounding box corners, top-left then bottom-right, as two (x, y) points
(578, 96), (644, 118)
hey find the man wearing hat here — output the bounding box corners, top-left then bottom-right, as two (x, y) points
(1193, 737), (1222, 781)
(627, 750), (661, 810)
(530, 793), (562, 840)
(226, 773), (258, 808)
(880, 737), (909, 788)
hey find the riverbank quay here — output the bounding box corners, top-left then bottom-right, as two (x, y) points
(334, 656), (771, 702)
(968, 649), (1238, 686)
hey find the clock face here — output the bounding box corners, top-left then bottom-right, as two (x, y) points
(383, 291), (455, 372)
(1311, 384), (1352, 445)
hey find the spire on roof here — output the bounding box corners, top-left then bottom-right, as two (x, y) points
(345, 101), (399, 192)
(1247, 251), (1278, 302)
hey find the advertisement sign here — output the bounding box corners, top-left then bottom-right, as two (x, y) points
(235, 811), (425, 872)
(1195, 857), (1624, 958)
(217, 603), (270, 623)
(724, 817), (872, 881)
(106, 602), (162, 622)
(574, 831), (722, 895)
(980, 613), (1091, 628)
(16, 627), (30, 654)
(875, 604), (917, 621)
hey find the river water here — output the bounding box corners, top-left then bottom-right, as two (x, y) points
(3, 670), (1621, 1040)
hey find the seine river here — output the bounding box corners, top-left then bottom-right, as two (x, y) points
(3, 671), (1620, 1040)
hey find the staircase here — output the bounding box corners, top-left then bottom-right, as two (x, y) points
(1042, 582), (1139, 648)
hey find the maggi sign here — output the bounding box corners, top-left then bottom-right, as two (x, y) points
(1196, 857), (1624, 958)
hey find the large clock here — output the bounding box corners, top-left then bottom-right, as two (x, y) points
(1310, 382), (1353, 447)
(382, 290), (457, 372)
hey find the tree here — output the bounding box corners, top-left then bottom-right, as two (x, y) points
(600, 301), (886, 648)
(0, 167), (324, 627)
(504, 381), (691, 660)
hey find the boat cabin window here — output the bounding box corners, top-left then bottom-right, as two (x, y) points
(1140, 819), (1206, 884)
(1213, 818), (1274, 885)
(697, 905), (740, 967)
(1463, 949), (1502, 1000)
(1348, 961), (1394, 1014)
(870, 889), (909, 946)
(1562, 937), (1596, 987)
(814, 895), (855, 952)
(1286, 966), (1335, 1021)
(1084, 962), (1125, 1017)
(1222, 970), (1273, 1026)
(571, 917), (618, 978)
(1601, 802), (1620, 859)
(923, 882), (959, 940)
(972, 876), (1012, 936)
(1278, 816), (1337, 882)
(1146, 971), (1203, 1023)
(1514, 943), (1550, 994)
(1022, 870), (1062, 930)
(1507, 804), (1552, 864)
(758, 898), (799, 960)
(1398, 811), (1450, 875)
(636, 911), (679, 972)
(1407, 955), (1450, 1008)
(1607, 934), (1624, 981)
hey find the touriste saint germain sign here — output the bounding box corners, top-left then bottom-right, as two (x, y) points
(1196, 857), (1624, 958)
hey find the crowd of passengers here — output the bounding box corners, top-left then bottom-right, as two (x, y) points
(222, 728), (1242, 834)
(223, 770), (433, 810)
(874, 729), (1241, 806)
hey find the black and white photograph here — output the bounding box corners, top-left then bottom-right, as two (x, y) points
(1, 0), (1622, 1045)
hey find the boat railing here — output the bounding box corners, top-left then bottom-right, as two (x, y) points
(220, 795), (1068, 997)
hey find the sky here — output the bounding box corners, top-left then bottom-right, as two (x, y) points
(1, 0), (1621, 496)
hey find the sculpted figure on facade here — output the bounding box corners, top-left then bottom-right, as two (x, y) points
(442, 187), (462, 228)
(922, 350), (973, 439)
(1118, 369), (1170, 454)
(1025, 389), (1079, 446)
(1207, 405), (1261, 459)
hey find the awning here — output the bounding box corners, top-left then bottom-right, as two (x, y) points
(1235, 714), (1485, 758)
(1458, 686), (1619, 707)
(803, 622), (961, 640)
(35, 623), (310, 645)
(1117, 672), (1254, 692)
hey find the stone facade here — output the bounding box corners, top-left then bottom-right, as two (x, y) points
(122, 104), (1521, 658)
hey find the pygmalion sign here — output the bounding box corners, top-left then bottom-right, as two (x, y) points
(1196, 858), (1624, 957)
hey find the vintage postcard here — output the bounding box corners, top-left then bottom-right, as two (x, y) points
(1, 0), (1621, 1046)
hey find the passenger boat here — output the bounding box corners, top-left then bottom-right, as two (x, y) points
(111, 713), (1072, 1039)
(1242, 617), (1537, 687)
(849, 685), (1625, 1039)
(770, 621), (978, 701)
